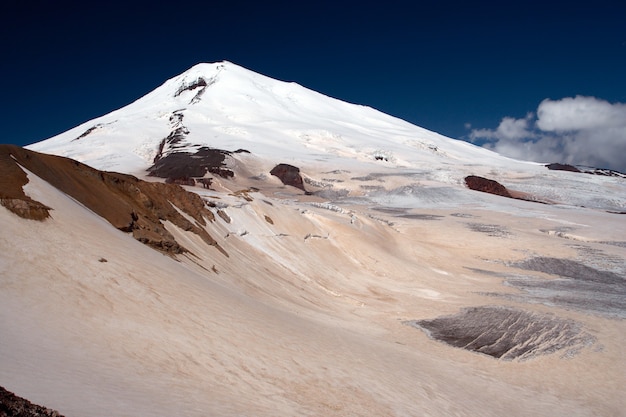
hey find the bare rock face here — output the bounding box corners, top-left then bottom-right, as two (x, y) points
(149, 147), (234, 184)
(0, 198), (51, 221)
(0, 145), (226, 257)
(0, 385), (64, 416)
(407, 306), (595, 361)
(546, 162), (626, 178)
(0, 148), (51, 220)
(464, 175), (512, 198)
(546, 163), (581, 173)
(270, 163), (306, 192)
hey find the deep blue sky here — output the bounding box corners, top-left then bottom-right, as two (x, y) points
(2, 1), (625, 158)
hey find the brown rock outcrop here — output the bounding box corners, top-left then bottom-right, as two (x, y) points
(464, 175), (512, 198)
(0, 145), (226, 256)
(0, 148), (51, 220)
(270, 163), (306, 192)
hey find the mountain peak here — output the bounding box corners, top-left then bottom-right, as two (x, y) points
(28, 62), (505, 174)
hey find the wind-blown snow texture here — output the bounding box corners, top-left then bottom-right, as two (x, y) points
(2, 61), (624, 416)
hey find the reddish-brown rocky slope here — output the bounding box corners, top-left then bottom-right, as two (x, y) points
(0, 145), (225, 256)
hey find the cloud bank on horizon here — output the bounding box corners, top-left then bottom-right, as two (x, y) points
(468, 96), (626, 172)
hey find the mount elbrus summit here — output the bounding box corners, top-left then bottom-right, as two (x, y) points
(1, 62), (625, 417)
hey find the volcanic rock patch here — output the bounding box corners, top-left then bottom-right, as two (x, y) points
(407, 306), (595, 361)
(270, 163), (307, 192)
(174, 77), (208, 96)
(464, 175), (513, 198)
(546, 163), (581, 173)
(149, 147), (234, 184)
(174, 76), (215, 104)
(546, 162), (626, 178)
(0, 385), (64, 417)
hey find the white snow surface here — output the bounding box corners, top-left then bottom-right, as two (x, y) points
(28, 61), (528, 171)
(3, 162), (625, 417)
(4, 61), (625, 416)
(26, 61), (625, 212)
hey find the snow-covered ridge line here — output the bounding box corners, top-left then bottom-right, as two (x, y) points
(27, 61), (525, 175)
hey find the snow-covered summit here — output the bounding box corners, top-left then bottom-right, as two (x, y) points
(27, 61), (524, 174)
(25, 61), (626, 213)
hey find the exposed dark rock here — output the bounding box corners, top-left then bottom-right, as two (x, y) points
(546, 163), (581, 172)
(165, 177), (196, 187)
(169, 111), (184, 124)
(153, 127), (191, 164)
(174, 77), (208, 97)
(579, 167), (626, 178)
(153, 111), (191, 164)
(546, 163), (626, 178)
(149, 147), (234, 182)
(174, 77), (215, 104)
(197, 178), (213, 189)
(270, 163), (307, 192)
(0, 147), (51, 220)
(0, 385), (64, 416)
(154, 139), (166, 163)
(73, 124), (103, 141)
(165, 127), (189, 146)
(464, 175), (512, 198)
(406, 306), (595, 360)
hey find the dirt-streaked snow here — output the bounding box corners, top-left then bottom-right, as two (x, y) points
(1, 159), (625, 416)
(2, 61), (624, 416)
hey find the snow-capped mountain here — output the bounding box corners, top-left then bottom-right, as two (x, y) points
(27, 61), (625, 213)
(2, 62), (625, 417)
(29, 61), (511, 172)
(29, 62), (536, 171)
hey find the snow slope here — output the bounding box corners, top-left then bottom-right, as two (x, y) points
(2, 153), (625, 417)
(2, 61), (625, 416)
(27, 61), (527, 171)
(27, 61), (625, 213)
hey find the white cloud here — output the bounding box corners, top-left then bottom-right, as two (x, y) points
(469, 113), (534, 142)
(469, 96), (626, 172)
(537, 96), (626, 131)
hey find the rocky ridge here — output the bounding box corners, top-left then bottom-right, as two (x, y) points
(0, 145), (225, 256)
(0, 386), (63, 417)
